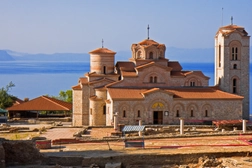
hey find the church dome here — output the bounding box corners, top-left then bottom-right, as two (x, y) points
(89, 47), (116, 54)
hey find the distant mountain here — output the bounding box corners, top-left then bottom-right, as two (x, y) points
(2, 47), (251, 63)
(0, 50), (15, 61)
(7, 51), (90, 62)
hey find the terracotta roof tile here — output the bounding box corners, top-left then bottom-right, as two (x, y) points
(183, 71), (210, 79)
(168, 61), (182, 71)
(72, 84), (82, 90)
(89, 48), (116, 54)
(107, 87), (243, 100)
(167, 88), (243, 99)
(136, 61), (172, 71)
(108, 88), (146, 99)
(138, 39), (160, 45)
(79, 77), (88, 84)
(7, 96), (72, 111)
(217, 24), (248, 36)
(116, 62), (135, 71)
(121, 71), (138, 77)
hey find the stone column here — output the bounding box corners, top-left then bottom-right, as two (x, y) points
(114, 112), (118, 131)
(180, 118), (184, 135)
(138, 120), (142, 137)
(243, 119), (247, 133)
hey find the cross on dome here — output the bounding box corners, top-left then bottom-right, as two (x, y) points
(147, 25), (150, 39)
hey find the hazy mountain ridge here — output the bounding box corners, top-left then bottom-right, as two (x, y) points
(0, 50), (15, 61)
(1, 47), (251, 63)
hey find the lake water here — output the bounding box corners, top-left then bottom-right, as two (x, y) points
(0, 61), (251, 113)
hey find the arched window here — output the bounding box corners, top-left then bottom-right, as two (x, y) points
(137, 110), (140, 117)
(232, 47), (238, 60)
(176, 110), (180, 117)
(205, 110), (208, 117)
(190, 109), (194, 117)
(218, 45), (221, 67)
(233, 78), (237, 93)
(190, 81), (195, 87)
(233, 64), (237, 69)
(159, 51), (163, 58)
(150, 76), (153, 83)
(137, 51), (142, 59)
(103, 66), (106, 74)
(123, 110), (126, 117)
(149, 52), (153, 59)
(154, 76), (157, 83)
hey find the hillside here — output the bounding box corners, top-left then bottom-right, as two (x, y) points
(0, 50), (15, 61)
(1, 47), (251, 63)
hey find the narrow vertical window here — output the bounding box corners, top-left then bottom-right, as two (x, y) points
(233, 64), (237, 69)
(154, 76), (157, 83)
(190, 110), (194, 117)
(103, 66), (106, 74)
(137, 110), (140, 117)
(149, 52), (153, 59)
(176, 110), (180, 117)
(103, 105), (106, 115)
(218, 77), (221, 86)
(219, 45), (221, 67)
(235, 47), (238, 60)
(231, 47), (238, 60)
(232, 47), (235, 60)
(190, 81), (195, 87)
(123, 110), (126, 117)
(233, 78), (237, 93)
(90, 108), (92, 115)
(150, 76), (153, 83)
(205, 110), (208, 117)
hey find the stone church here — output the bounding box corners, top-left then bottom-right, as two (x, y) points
(72, 24), (250, 126)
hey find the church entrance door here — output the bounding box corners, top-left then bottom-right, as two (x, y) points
(153, 111), (163, 124)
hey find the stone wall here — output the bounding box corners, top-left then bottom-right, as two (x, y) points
(2, 140), (44, 166)
(112, 91), (242, 125)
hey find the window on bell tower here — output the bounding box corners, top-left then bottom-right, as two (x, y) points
(232, 47), (238, 60)
(218, 45), (221, 67)
(233, 78), (237, 93)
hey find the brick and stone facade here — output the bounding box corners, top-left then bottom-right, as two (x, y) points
(215, 24), (250, 119)
(72, 24), (249, 126)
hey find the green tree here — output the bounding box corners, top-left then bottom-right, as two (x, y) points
(56, 90), (72, 103)
(0, 82), (15, 109)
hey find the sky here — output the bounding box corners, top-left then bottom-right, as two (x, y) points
(0, 0), (252, 54)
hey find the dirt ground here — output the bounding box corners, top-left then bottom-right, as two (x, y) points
(2, 123), (252, 167)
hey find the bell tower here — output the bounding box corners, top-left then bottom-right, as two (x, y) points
(215, 20), (250, 119)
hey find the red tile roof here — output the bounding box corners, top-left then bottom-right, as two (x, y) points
(136, 61), (172, 71)
(79, 77), (88, 84)
(217, 24), (248, 36)
(107, 87), (243, 100)
(167, 88), (243, 99)
(107, 88), (146, 100)
(168, 61), (182, 71)
(89, 48), (116, 54)
(72, 84), (82, 90)
(116, 62), (136, 71)
(7, 96), (72, 111)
